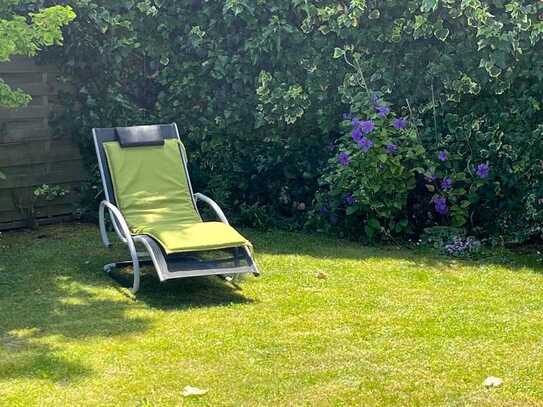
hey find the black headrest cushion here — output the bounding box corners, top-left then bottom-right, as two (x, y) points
(116, 125), (165, 147)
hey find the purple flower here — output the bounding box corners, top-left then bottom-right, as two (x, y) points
(445, 236), (481, 257)
(476, 163), (490, 178)
(425, 174), (437, 183)
(351, 117), (361, 127)
(376, 105), (391, 118)
(352, 127), (363, 143)
(319, 206), (329, 215)
(393, 117), (407, 130)
(385, 143), (398, 155)
(359, 120), (375, 134)
(441, 177), (453, 190)
(432, 196), (449, 215)
(338, 151), (350, 166)
(357, 137), (374, 153)
(438, 150), (448, 162)
(344, 193), (355, 206)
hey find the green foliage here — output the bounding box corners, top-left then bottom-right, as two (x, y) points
(43, 0), (543, 242)
(33, 183), (69, 201)
(0, 2), (75, 108)
(309, 0), (543, 242)
(46, 0), (345, 225)
(9, 183), (71, 229)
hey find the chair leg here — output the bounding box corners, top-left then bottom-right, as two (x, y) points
(244, 246), (260, 277)
(131, 261), (140, 293)
(234, 247), (241, 267)
(102, 259), (153, 293)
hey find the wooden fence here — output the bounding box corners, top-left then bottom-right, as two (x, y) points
(0, 57), (86, 230)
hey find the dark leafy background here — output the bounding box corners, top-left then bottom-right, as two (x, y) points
(23, 0), (543, 243)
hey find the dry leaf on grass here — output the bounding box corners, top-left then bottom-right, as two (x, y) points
(483, 376), (503, 388)
(182, 385), (208, 397)
(316, 271), (328, 280)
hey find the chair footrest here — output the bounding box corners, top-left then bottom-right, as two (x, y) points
(162, 264), (254, 280)
(132, 234), (258, 282)
(161, 252), (252, 280)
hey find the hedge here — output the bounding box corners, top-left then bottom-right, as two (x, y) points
(32, 0), (543, 242)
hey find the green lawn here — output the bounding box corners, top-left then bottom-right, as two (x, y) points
(1, 224), (543, 406)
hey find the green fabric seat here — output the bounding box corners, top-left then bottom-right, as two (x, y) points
(137, 221), (249, 254)
(103, 139), (251, 254)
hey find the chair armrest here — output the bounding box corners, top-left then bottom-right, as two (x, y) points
(194, 193), (229, 225)
(99, 200), (132, 246)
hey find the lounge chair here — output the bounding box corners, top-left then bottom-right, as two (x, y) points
(92, 123), (260, 293)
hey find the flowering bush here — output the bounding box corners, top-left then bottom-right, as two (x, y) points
(311, 49), (501, 241)
(313, 90), (426, 240)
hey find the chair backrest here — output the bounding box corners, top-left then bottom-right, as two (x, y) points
(93, 124), (201, 231)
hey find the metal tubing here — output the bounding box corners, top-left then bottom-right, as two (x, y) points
(194, 193), (230, 225)
(98, 200), (140, 292)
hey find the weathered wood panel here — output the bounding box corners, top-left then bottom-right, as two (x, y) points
(0, 57), (86, 230)
(0, 204), (77, 224)
(0, 140), (81, 167)
(0, 160), (86, 189)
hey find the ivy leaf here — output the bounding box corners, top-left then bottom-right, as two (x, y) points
(368, 217), (381, 230)
(333, 47), (345, 59)
(451, 214), (467, 227)
(487, 65), (502, 78)
(434, 27), (450, 41)
(368, 9), (380, 20)
(421, 0), (439, 12)
(346, 206), (357, 215)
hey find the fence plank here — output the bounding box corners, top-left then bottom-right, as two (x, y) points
(0, 106), (51, 120)
(0, 204), (77, 224)
(0, 184), (80, 212)
(0, 140), (81, 167)
(0, 160), (86, 189)
(0, 57), (58, 74)
(0, 119), (51, 143)
(0, 57), (87, 229)
(1, 82), (61, 97)
(0, 215), (76, 231)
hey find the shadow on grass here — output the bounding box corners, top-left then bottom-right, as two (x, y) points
(0, 224), (254, 384)
(110, 266), (254, 311)
(0, 336), (91, 382)
(0, 261), (148, 383)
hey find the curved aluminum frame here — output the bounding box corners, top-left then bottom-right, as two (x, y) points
(93, 124), (260, 293)
(99, 200), (141, 292)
